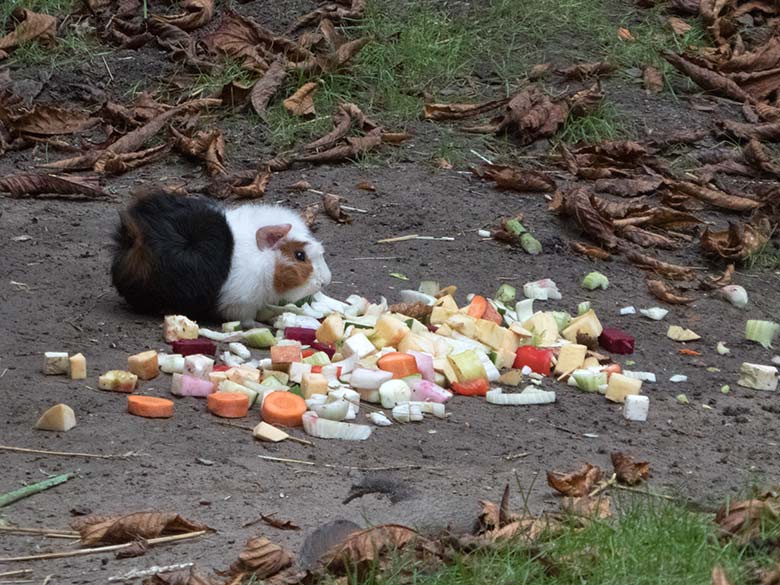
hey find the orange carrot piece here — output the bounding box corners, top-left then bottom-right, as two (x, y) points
(127, 395), (174, 418)
(262, 391), (307, 427)
(678, 348), (701, 356)
(481, 302), (503, 325)
(451, 378), (490, 396)
(466, 295), (488, 319)
(377, 352), (419, 379)
(207, 392), (249, 418)
(603, 364), (622, 380)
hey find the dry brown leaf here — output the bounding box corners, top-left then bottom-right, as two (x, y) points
(758, 566), (780, 585)
(477, 164), (556, 192)
(547, 463), (602, 497)
(143, 566), (214, 584)
(0, 173), (108, 200)
(611, 452), (651, 486)
(625, 250), (696, 280)
(712, 566), (731, 585)
(232, 536), (294, 579)
(743, 139), (780, 175)
(156, 0), (215, 31)
(287, 0), (365, 33)
(172, 127), (225, 176)
(528, 63), (552, 80)
(592, 195), (650, 219)
(98, 143), (173, 175)
(617, 27), (635, 41)
(570, 241), (611, 260)
(700, 264), (734, 290)
(576, 140), (648, 161)
(700, 222), (768, 262)
(668, 180), (762, 211)
(296, 128), (383, 164)
(355, 181), (376, 191)
(288, 180), (312, 192)
(303, 102), (378, 151)
(549, 187), (618, 249)
(720, 118), (780, 142)
(116, 539), (148, 559)
(232, 171), (271, 199)
(485, 516), (554, 543)
(668, 16), (693, 35)
(77, 512), (209, 546)
(646, 278), (695, 304)
(423, 97), (510, 120)
(556, 61), (615, 80)
(561, 496), (613, 519)
(716, 497), (780, 543)
(250, 58), (286, 120)
(0, 103), (98, 136)
(320, 524), (423, 571)
(664, 51), (755, 103)
(487, 86), (571, 144)
(619, 225), (679, 249)
(323, 193), (352, 224)
(643, 65), (664, 93)
(284, 82), (318, 117)
(595, 177), (663, 197)
(612, 206), (702, 230)
(302, 203), (319, 228)
(0, 8), (57, 55)
(260, 515), (301, 531)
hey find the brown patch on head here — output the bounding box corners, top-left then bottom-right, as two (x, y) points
(274, 240), (313, 293)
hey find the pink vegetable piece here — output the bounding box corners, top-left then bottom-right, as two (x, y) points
(599, 327), (635, 355)
(410, 380), (453, 403)
(407, 350), (435, 381)
(171, 338), (216, 357)
(285, 327), (317, 345)
(171, 373), (215, 397)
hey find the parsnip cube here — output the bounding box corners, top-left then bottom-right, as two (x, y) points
(98, 370), (138, 393)
(561, 310), (603, 343)
(434, 294), (458, 311)
(316, 313), (344, 345)
(448, 314), (478, 338)
(163, 315), (199, 342)
(430, 306), (458, 325)
(523, 312), (559, 346)
(605, 373), (642, 403)
(69, 353), (86, 380)
(227, 366), (261, 384)
(128, 350), (159, 380)
(371, 314), (411, 348)
(253, 422), (289, 442)
(43, 352), (69, 375)
(35, 404), (76, 432)
(208, 371), (228, 385)
(301, 372), (329, 399)
(288, 362), (312, 384)
(554, 344), (588, 375)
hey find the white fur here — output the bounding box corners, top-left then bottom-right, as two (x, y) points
(218, 204), (332, 321)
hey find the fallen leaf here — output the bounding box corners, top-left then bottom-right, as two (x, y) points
(612, 206), (702, 230)
(355, 181), (375, 191)
(611, 452), (650, 486)
(570, 241), (611, 260)
(283, 82), (318, 117)
(98, 143), (173, 175)
(302, 203), (319, 228)
(484, 516), (555, 543)
(0, 173), (108, 200)
(76, 512), (209, 546)
(260, 515), (301, 531)
(319, 524), (425, 571)
(143, 566), (214, 584)
(0, 8), (57, 56)
(250, 57), (287, 120)
(626, 250), (696, 280)
(617, 27), (636, 41)
(547, 463), (602, 497)
(646, 278), (695, 304)
(287, 0), (365, 34)
(231, 536), (294, 579)
(477, 164), (556, 192)
(592, 195), (651, 219)
(664, 51), (755, 103)
(288, 180), (312, 192)
(423, 97), (510, 120)
(116, 539), (148, 559)
(700, 264), (735, 289)
(712, 566), (731, 585)
(643, 66), (664, 93)
(561, 496), (613, 519)
(575, 140), (648, 162)
(720, 118), (780, 142)
(743, 139), (780, 175)
(549, 187), (618, 249)
(668, 16), (693, 34)
(231, 170), (271, 199)
(555, 61), (616, 80)
(323, 193), (352, 224)
(434, 158), (453, 169)
(303, 102), (378, 151)
(528, 63), (552, 80)
(701, 222), (768, 262)
(486, 86), (572, 144)
(156, 0), (215, 31)
(716, 496), (780, 544)
(296, 128), (383, 164)
(758, 566), (780, 585)
(0, 103), (98, 136)
(381, 131), (412, 144)
(667, 180), (762, 212)
(619, 225), (679, 249)
(172, 127), (226, 176)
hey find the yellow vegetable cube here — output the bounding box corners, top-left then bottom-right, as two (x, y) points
(69, 353), (86, 380)
(554, 344), (588, 375)
(605, 373), (642, 403)
(301, 372), (329, 399)
(127, 350), (159, 380)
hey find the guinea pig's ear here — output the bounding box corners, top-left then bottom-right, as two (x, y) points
(255, 224), (292, 250)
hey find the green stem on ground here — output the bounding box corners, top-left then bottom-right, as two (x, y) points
(0, 472), (74, 508)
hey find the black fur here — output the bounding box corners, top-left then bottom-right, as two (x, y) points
(111, 192), (234, 319)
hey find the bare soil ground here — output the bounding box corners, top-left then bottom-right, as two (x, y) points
(1, 0), (779, 582)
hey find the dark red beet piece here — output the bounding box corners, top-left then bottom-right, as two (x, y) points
(310, 342), (335, 358)
(285, 327), (318, 345)
(170, 338), (217, 356)
(598, 328), (635, 354)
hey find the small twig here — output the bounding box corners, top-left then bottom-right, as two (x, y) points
(549, 423), (579, 436)
(351, 256), (400, 261)
(0, 527), (78, 539)
(589, 473), (617, 497)
(257, 455), (438, 473)
(0, 530), (208, 563)
(0, 445), (136, 460)
(470, 149), (494, 165)
(556, 367), (578, 382)
(107, 562), (194, 582)
(0, 473), (74, 508)
(0, 571), (31, 578)
(340, 205), (368, 213)
(376, 234), (419, 243)
(503, 452), (529, 461)
(101, 56), (114, 82)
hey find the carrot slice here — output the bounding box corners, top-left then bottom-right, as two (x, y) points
(127, 395), (174, 418)
(481, 302), (503, 325)
(603, 364), (622, 380)
(207, 392), (249, 418)
(377, 352), (419, 379)
(301, 348), (316, 359)
(466, 295), (488, 319)
(451, 378), (490, 396)
(262, 391), (307, 427)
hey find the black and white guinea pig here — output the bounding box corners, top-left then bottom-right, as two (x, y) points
(111, 190), (332, 321)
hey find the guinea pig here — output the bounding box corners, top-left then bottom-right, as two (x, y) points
(111, 190), (331, 321)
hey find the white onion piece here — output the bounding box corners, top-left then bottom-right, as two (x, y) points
(409, 401), (446, 418)
(302, 411), (372, 440)
(379, 380), (411, 408)
(350, 368), (393, 390)
(486, 386), (556, 405)
(221, 351), (244, 367)
(305, 394), (328, 409)
(406, 350), (435, 381)
(477, 352), (501, 382)
(410, 380), (452, 403)
(198, 328), (244, 342)
(310, 399), (350, 421)
(368, 412), (392, 426)
(399, 290), (437, 306)
(392, 403), (423, 422)
(623, 370), (656, 383)
(159, 354), (184, 374)
(356, 387), (380, 404)
(669, 375), (688, 383)
(328, 388), (360, 410)
(229, 342), (251, 360)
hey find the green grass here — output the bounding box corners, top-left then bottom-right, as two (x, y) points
(746, 235), (780, 271)
(558, 102), (624, 145)
(335, 496), (779, 585)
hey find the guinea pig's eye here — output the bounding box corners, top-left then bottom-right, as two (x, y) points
(294, 250), (307, 262)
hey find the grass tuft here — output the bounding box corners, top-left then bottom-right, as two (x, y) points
(558, 101), (625, 145)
